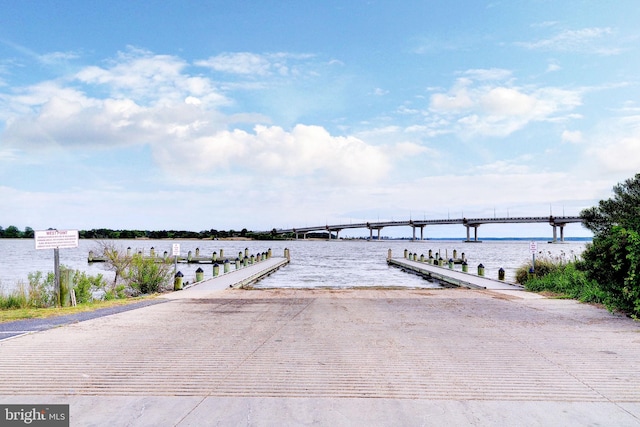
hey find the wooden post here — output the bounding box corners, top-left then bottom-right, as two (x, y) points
(478, 264), (485, 277)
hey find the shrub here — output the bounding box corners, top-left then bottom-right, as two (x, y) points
(515, 250), (577, 285)
(524, 262), (606, 304)
(123, 254), (173, 295)
(71, 270), (107, 304)
(27, 271), (55, 308)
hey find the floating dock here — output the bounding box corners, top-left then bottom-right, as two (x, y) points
(388, 253), (523, 291)
(164, 255), (290, 299)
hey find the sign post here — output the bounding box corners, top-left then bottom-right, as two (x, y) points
(172, 243), (180, 275)
(34, 229), (79, 306)
(529, 241), (538, 273)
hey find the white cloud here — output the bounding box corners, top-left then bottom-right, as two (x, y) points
(562, 130), (583, 144)
(517, 27), (622, 55)
(577, 110), (640, 179)
(462, 68), (512, 81)
(428, 74), (582, 138)
(1, 49), (234, 148)
(195, 52), (315, 78)
(154, 124), (392, 185)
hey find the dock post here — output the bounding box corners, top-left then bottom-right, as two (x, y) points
(428, 255), (434, 264)
(187, 251), (192, 262)
(413, 253), (417, 261)
(127, 247), (132, 257)
(235, 258), (240, 270)
(239, 251), (243, 262)
(250, 255), (255, 264)
(196, 267), (204, 282)
(408, 252), (412, 261)
(150, 247), (155, 258)
(245, 248), (249, 257)
(420, 254), (424, 262)
(195, 248), (200, 258)
(174, 271), (184, 290)
(224, 259), (230, 273)
(453, 249), (457, 260)
(212, 251), (218, 262)
(243, 256), (248, 267)
(404, 249), (408, 259)
(462, 261), (468, 273)
(163, 251), (168, 261)
(220, 249), (224, 259)
(387, 249), (392, 261)
(268, 248), (272, 259)
(213, 263), (220, 277)
(478, 264), (485, 277)
(285, 248), (290, 261)
(88, 250), (94, 262)
(448, 258), (454, 269)
(498, 268), (505, 281)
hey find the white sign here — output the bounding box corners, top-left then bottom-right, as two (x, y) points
(529, 241), (538, 253)
(35, 229), (79, 250)
(172, 243), (181, 256)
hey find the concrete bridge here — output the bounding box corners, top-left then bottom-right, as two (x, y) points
(277, 216), (584, 242)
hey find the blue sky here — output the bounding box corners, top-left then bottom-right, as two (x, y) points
(1, 0), (639, 238)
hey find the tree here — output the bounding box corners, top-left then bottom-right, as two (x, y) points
(580, 173), (640, 317)
(4, 225), (21, 238)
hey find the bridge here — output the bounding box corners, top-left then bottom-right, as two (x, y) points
(276, 216), (584, 242)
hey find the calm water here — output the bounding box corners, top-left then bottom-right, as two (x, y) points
(0, 239), (587, 292)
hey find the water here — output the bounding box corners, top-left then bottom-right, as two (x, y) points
(0, 239), (587, 292)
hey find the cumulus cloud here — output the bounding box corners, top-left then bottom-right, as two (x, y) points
(428, 71), (582, 137)
(154, 124), (392, 185)
(1, 48), (232, 148)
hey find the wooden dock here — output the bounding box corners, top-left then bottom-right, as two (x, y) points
(388, 256), (524, 291)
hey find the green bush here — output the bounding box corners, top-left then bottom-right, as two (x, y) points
(104, 285), (127, 301)
(581, 227), (640, 317)
(71, 270), (107, 304)
(524, 262), (606, 304)
(124, 254), (173, 295)
(27, 271), (55, 308)
(515, 250), (577, 285)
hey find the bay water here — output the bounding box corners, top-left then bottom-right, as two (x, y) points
(0, 239), (587, 293)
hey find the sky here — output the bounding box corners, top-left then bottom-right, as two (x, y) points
(1, 0), (639, 238)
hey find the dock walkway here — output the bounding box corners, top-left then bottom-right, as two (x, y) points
(164, 256), (289, 299)
(388, 256), (524, 290)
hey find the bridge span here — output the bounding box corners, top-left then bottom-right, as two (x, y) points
(276, 216), (584, 242)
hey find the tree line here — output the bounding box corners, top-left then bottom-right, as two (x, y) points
(0, 226), (292, 240)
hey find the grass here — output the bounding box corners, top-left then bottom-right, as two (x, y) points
(0, 294), (158, 323)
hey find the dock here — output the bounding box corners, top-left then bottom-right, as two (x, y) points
(164, 256), (290, 299)
(388, 255), (524, 291)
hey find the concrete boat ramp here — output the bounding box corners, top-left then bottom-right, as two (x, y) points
(1, 254), (640, 426)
